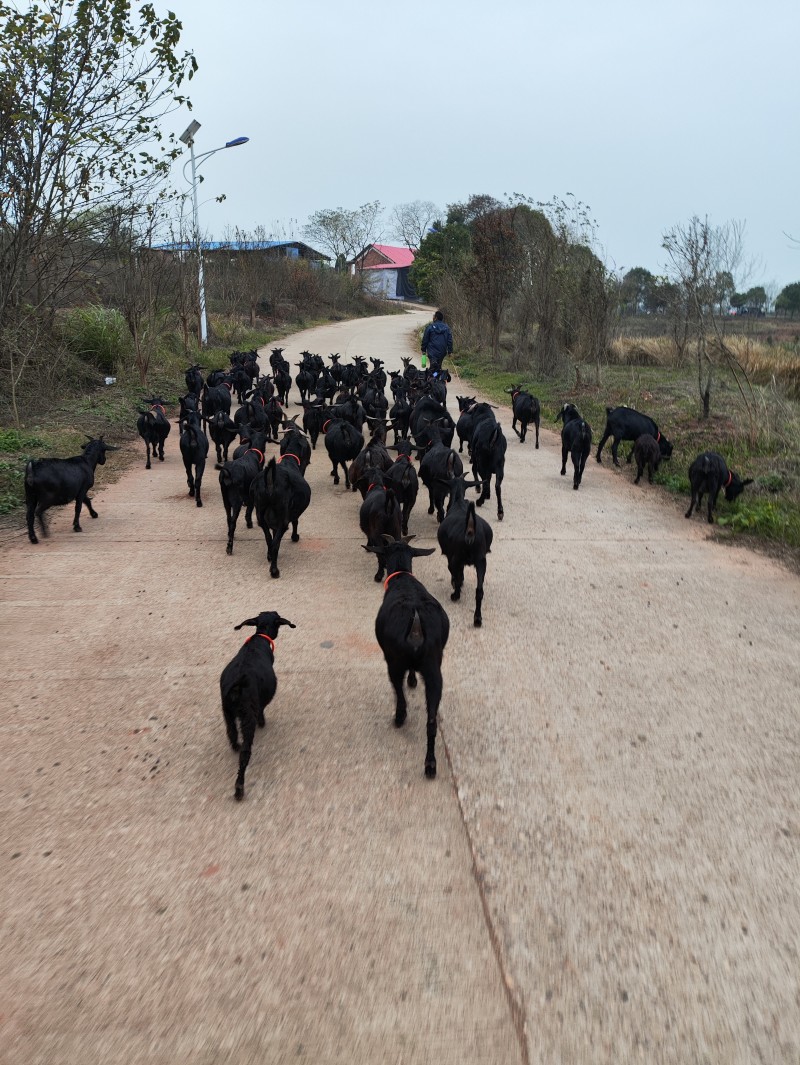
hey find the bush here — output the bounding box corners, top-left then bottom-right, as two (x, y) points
(63, 306), (130, 374)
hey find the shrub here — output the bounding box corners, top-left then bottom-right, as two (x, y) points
(63, 306), (130, 374)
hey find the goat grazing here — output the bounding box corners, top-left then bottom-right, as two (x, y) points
(596, 406), (673, 467)
(685, 452), (753, 524)
(25, 436), (118, 544)
(437, 476), (493, 627)
(556, 403), (592, 490)
(633, 434), (661, 485)
(220, 611), (296, 800)
(367, 536), (450, 779)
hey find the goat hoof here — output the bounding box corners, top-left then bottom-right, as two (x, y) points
(427, 505), (434, 515)
(425, 762), (437, 779)
(560, 468), (566, 476)
(29, 535), (39, 545)
(246, 520), (253, 529)
(407, 671), (417, 689)
(196, 499), (203, 507)
(535, 442), (539, 449)
(291, 533), (299, 542)
(395, 712), (406, 727)
(226, 544), (233, 556)
(450, 590), (461, 601)
(498, 511), (504, 521)
(234, 787), (244, 801)
(73, 525), (82, 533)
(474, 616), (482, 627)
(270, 568), (280, 578)
(146, 462), (151, 470)
(573, 483), (579, 491)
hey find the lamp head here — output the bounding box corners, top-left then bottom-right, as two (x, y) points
(179, 119), (201, 145)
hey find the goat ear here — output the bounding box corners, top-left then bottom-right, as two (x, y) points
(742, 478), (754, 486)
(380, 534), (397, 546)
(277, 617), (296, 629)
(363, 544), (381, 554)
(409, 547), (436, 558)
(234, 618), (259, 630)
(401, 534), (416, 543)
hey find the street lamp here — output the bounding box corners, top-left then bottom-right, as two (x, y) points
(179, 121), (249, 346)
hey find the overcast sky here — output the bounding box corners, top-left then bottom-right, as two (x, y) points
(168, 0), (799, 290)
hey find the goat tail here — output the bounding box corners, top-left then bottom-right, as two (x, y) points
(406, 608), (425, 652)
(24, 459), (36, 488)
(465, 502), (477, 545)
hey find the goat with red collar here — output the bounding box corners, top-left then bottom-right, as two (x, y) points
(250, 448), (311, 579)
(359, 469), (403, 581)
(218, 429), (269, 555)
(220, 611), (296, 800)
(596, 405), (673, 467)
(366, 536), (450, 779)
(685, 452), (753, 524)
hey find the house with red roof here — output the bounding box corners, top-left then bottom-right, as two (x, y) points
(350, 244), (418, 301)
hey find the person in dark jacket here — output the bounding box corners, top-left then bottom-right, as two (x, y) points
(421, 310), (453, 375)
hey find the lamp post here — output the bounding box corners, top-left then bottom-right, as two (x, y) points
(179, 121), (249, 347)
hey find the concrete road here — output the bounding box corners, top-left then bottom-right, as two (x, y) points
(2, 308), (799, 1064)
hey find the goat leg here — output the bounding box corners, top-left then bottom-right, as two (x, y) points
(496, 477), (504, 521)
(291, 518), (300, 543)
(474, 557), (487, 627)
(423, 670), (443, 779)
(234, 716), (255, 801)
(388, 662), (407, 727)
(448, 560), (464, 601)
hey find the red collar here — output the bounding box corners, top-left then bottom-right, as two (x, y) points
(368, 483), (385, 492)
(724, 471), (733, 488)
(246, 633), (275, 652)
(151, 403), (166, 415)
(384, 570), (412, 590)
(322, 419), (331, 433)
(247, 448), (265, 464)
(511, 391), (519, 399)
(395, 454), (412, 463)
(656, 431), (661, 442)
(223, 382), (232, 390)
(280, 453), (301, 465)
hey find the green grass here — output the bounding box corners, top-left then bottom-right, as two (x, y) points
(450, 347), (800, 557)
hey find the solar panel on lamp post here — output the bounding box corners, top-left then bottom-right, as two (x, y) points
(179, 122), (249, 347)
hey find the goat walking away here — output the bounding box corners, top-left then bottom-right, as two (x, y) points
(220, 612), (296, 800)
(250, 453), (311, 579)
(367, 536), (450, 779)
(25, 436), (118, 544)
(419, 423), (463, 523)
(505, 386), (541, 447)
(556, 403), (592, 490)
(685, 452), (753, 524)
(470, 404), (507, 519)
(359, 470), (403, 581)
(179, 411), (210, 506)
(437, 476), (493, 627)
(384, 440), (419, 536)
(218, 430), (269, 555)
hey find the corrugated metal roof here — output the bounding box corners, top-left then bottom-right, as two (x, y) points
(371, 244), (415, 268)
(153, 240), (329, 257)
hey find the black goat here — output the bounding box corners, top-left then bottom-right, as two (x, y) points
(179, 411), (209, 507)
(596, 406), (673, 467)
(218, 431), (268, 555)
(419, 424), (463, 523)
(685, 452), (753, 524)
(220, 611), (296, 800)
(367, 536), (449, 779)
(25, 436), (117, 544)
(436, 476), (493, 627)
(470, 404), (507, 519)
(556, 403), (592, 490)
(251, 454), (311, 578)
(279, 419), (312, 473)
(323, 416), (363, 488)
(202, 381), (232, 429)
(410, 396), (455, 451)
(505, 386), (540, 447)
(349, 423), (393, 498)
(359, 471), (403, 581)
(184, 364), (204, 399)
(137, 399), (171, 469)
(384, 441), (419, 536)
(633, 434), (661, 485)
(455, 396), (477, 454)
(209, 411), (239, 464)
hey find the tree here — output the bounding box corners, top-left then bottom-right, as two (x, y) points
(662, 216), (747, 418)
(775, 282), (800, 318)
(462, 205), (525, 360)
(302, 202), (383, 268)
(408, 214), (471, 303)
(743, 285), (767, 313)
(0, 0), (196, 329)
(390, 201), (440, 251)
(619, 267), (656, 315)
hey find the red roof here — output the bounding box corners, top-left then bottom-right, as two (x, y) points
(362, 244), (415, 270)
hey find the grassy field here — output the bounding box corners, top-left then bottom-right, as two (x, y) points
(449, 340), (800, 563)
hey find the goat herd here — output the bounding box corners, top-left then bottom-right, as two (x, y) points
(21, 345), (754, 799)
